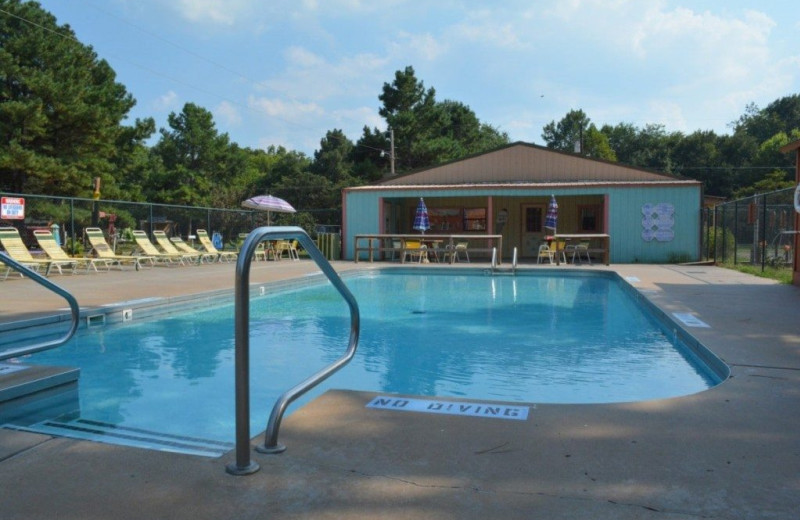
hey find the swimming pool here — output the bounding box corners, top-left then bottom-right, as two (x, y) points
(3, 269), (725, 455)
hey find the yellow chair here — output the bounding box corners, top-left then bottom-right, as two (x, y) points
(402, 240), (426, 263)
(537, 241), (567, 264)
(131, 230), (185, 265)
(197, 229), (238, 262)
(554, 240), (567, 263)
(566, 241), (591, 264)
(33, 229), (111, 273)
(169, 235), (217, 264)
(0, 226), (63, 278)
(275, 239), (299, 261)
(537, 243), (554, 264)
(84, 227), (153, 270)
(445, 241), (470, 264)
(153, 230), (204, 264)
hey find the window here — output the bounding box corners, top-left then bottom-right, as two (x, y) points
(525, 206), (543, 233)
(579, 205), (601, 232)
(463, 208), (487, 231)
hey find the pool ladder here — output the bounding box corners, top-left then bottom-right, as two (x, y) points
(0, 254), (80, 361)
(489, 247), (517, 275)
(226, 227), (360, 476)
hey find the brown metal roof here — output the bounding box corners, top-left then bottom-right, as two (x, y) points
(346, 180), (699, 193)
(377, 142), (690, 186)
(779, 139), (800, 153)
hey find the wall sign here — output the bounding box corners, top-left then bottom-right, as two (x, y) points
(642, 202), (674, 242)
(1, 197), (25, 220)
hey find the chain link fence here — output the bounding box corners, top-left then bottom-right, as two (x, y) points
(701, 186), (796, 271)
(0, 192), (339, 258)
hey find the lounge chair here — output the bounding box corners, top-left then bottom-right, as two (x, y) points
(33, 229), (112, 273)
(197, 229), (238, 262)
(84, 227), (153, 270)
(131, 230), (187, 265)
(0, 226), (76, 278)
(169, 235), (218, 263)
(152, 231), (203, 265)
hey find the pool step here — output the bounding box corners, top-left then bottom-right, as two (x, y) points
(6, 418), (234, 458)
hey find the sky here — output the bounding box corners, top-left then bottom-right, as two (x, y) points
(31, 0), (800, 156)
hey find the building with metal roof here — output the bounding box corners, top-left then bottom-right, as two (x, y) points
(342, 142), (703, 263)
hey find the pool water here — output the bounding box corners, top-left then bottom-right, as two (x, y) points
(9, 270), (723, 451)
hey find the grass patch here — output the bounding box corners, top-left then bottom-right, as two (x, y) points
(718, 262), (793, 284)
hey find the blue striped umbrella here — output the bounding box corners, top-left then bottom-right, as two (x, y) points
(545, 195), (558, 232)
(413, 198), (430, 234)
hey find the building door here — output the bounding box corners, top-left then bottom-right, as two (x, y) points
(520, 204), (545, 257)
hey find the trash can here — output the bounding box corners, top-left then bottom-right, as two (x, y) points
(212, 232), (223, 250)
(50, 223), (61, 246)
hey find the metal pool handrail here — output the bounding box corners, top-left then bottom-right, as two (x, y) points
(490, 247), (517, 274)
(226, 227), (360, 476)
(0, 254), (80, 360)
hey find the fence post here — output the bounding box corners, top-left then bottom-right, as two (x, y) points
(733, 200), (738, 265)
(69, 199), (76, 256)
(761, 193), (767, 271)
(720, 204), (725, 263)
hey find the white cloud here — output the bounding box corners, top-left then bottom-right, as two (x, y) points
(285, 46), (325, 68)
(264, 47), (387, 101)
(393, 32), (448, 61)
(248, 96), (324, 119)
(215, 101), (242, 127)
(174, 0), (235, 25)
(152, 90), (180, 112)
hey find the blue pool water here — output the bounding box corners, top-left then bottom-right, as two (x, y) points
(10, 270), (722, 450)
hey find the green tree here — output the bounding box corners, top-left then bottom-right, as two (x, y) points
(733, 95), (800, 144)
(542, 109), (590, 152)
(149, 103), (232, 206)
(543, 110), (615, 160)
(310, 129), (354, 184)
(369, 66), (508, 173)
(0, 0), (146, 197)
(732, 130), (800, 198)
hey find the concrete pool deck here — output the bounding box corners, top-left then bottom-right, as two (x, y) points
(0, 260), (798, 519)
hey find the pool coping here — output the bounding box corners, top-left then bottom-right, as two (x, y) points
(0, 261), (798, 519)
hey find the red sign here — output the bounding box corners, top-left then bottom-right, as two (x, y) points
(1, 197), (25, 220)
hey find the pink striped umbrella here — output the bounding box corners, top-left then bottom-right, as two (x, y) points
(242, 195), (296, 225)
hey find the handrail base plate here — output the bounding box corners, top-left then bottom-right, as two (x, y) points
(255, 442), (287, 455)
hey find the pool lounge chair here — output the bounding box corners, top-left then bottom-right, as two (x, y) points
(152, 231), (204, 265)
(0, 226), (73, 278)
(197, 229), (238, 262)
(169, 235), (218, 263)
(33, 229), (112, 273)
(131, 230), (188, 266)
(84, 228), (153, 270)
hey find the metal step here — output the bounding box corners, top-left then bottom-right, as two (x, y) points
(6, 418), (234, 458)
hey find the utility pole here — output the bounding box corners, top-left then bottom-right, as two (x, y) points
(389, 128), (396, 175)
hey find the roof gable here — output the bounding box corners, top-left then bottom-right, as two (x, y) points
(379, 142), (684, 186)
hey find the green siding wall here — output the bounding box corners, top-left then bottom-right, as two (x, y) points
(344, 185), (700, 263)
